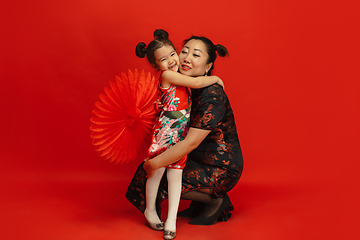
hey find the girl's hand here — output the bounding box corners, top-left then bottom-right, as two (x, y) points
(155, 99), (163, 111)
(143, 158), (156, 178)
(216, 77), (225, 89)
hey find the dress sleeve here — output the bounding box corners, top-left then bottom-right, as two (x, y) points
(190, 85), (226, 130)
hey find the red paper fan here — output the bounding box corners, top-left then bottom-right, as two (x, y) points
(90, 69), (159, 164)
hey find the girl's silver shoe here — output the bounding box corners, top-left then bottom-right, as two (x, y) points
(147, 221), (164, 231)
(163, 230), (176, 240)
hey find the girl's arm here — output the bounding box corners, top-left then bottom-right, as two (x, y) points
(143, 127), (211, 177)
(161, 70), (224, 89)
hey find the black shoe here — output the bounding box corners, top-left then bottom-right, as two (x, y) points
(217, 203), (234, 222)
(188, 194), (233, 225)
(177, 201), (204, 218)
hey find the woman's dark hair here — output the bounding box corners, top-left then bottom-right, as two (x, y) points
(135, 29), (176, 66)
(183, 36), (229, 75)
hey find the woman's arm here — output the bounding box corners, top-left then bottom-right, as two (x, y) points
(143, 127), (211, 177)
(161, 70), (224, 89)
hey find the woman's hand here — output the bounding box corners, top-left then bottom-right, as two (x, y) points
(143, 158), (156, 178)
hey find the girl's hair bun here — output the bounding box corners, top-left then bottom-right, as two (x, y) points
(135, 42), (147, 58)
(154, 29), (169, 39)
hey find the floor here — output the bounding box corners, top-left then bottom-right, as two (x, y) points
(1, 160), (356, 240)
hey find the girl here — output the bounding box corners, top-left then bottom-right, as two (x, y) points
(135, 29), (223, 240)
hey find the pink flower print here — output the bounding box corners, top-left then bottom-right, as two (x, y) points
(167, 105), (177, 111)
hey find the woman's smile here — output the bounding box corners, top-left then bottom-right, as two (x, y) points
(181, 64), (191, 71)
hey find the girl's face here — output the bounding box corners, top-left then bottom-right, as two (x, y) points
(179, 39), (213, 77)
(153, 45), (179, 72)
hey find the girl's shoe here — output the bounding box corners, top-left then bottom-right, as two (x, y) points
(144, 210), (164, 231)
(147, 220), (164, 231)
(163, 230), (176, 240)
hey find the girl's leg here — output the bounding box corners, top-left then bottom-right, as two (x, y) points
(144, 167), (166, 224)
(165, 168), (183, 232)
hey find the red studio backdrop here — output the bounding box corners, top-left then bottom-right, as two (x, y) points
(0, 1), (359, 240)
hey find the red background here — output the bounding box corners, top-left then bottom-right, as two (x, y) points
(1, 1), (359, 239)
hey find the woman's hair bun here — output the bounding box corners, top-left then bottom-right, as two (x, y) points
(135, 42), (147, 58)
(154, 29), (169, 39)
(215, 44), (229, 57)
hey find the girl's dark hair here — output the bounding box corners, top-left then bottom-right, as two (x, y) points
(183, 36), (229, 75)
(135, 29), (176, 66)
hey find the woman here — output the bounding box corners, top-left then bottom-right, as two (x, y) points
(125, 35), (244, 228)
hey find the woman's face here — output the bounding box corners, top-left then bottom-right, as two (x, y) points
(179, 39), (213, 77)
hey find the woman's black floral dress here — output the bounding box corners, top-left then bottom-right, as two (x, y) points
(125, 84), (243, 213)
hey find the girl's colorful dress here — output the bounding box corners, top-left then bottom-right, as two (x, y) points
(147, 73), (191, 169)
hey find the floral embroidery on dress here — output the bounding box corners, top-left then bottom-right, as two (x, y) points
(148, 82), (191, 169)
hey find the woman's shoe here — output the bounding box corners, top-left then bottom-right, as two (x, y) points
(217, 203), (234, 222)
(177, 201), (204, 218)
(163, 230), (176, 240)
(188, 194), (233, 225)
